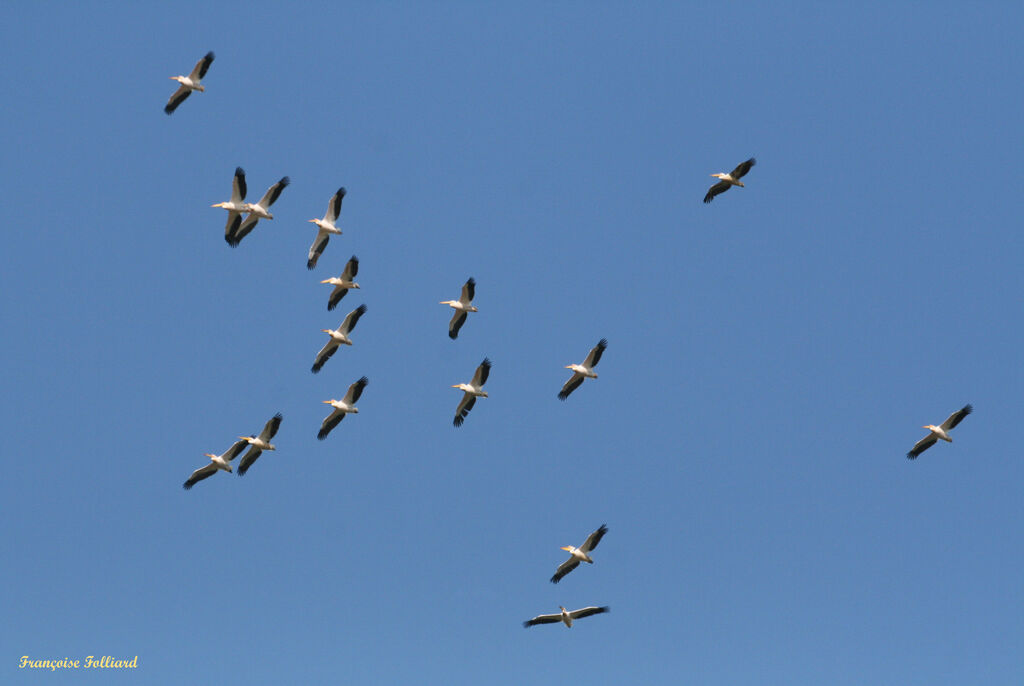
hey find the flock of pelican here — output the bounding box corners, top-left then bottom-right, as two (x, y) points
(168, 51), (977, 631)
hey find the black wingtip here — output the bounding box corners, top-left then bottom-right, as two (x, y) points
(317, 431), (328, 441)
(963, 404), (974, 414)
(280, 176), (291, 187)
(449, 330), (458, 340)
(557, 392), (569, 401)
(307, 260), (316, 270)
(597, 338), (608, 348)
(164, 105), (174, 115)
(311, 366), (321, 374)
(453, 416), (464, 427)
(355, 304), (367, 314)
(235, 166), (245, 176)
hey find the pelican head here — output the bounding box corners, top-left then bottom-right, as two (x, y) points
(322, 329), (333, 334)
(323, 400), (336, 405)
(204, 453), (216, 460)
(560, 546), (574, 552)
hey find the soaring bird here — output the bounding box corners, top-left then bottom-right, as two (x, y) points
(318, 377), (368, 440)
(227, 176), (290, 247)
(212, 167), (248, 242)
(307, 187), (347, 269)
(452, 357), (491, 427)
(321, 255), (360, 311)
(558, 339), (608, 401)
(312, 304), (367, 373)
(182, 438), (248, 489)
(164, 51), (214, 115)
(523, 606), (609, 629)
(907, 404), (973, 459)
(704, 157), (756, 204)
(441, 278), (477, 340)
(237, 413), (283, 476)
(550, 524), (608, 583)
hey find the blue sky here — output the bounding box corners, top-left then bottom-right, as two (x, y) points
(3, 2), (1023, 683)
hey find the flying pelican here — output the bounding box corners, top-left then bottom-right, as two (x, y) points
(307, 187), (347, 269)
(212, 167), (247, 242)
(164, 51), (214, 115)
(440, 277), (477, 339)
(558, 339), (608, 401)
(237, 413), (283, 476)
(312, 304), (367, 373)
(182, 438), (248, 489)
(318, 376), (368, 440)
(523, 606), (609, 629)
(321, 255), (360, 311)
(907, 404), (973, 460)
(550, 524), (608, 583)
(227, 176), (290, 247)
(453, 357), (491, 427)
(703, 157), (756, 204)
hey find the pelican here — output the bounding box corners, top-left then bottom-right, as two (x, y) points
(312, 304), (367, 373)
(441, 277), (477, 339)
(907, 404), (973, 460)
(164, 51), (214, 115)
(523, 606), (609, 629)
(307, 187), (347, 269)
(550, 524), (608, 583)
(182, 438), (248, 489)
(237, 413), (283, 476)
(212, 167), (247, 242)
(321, 255), (360, 311)
(558, 339), (608, 401)
(318, 376), (368, 440)
(227, 176), (290, 247)
(703, 157), (756, 204)
(453, 357), (491, 427)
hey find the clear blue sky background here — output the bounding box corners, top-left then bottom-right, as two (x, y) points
(3, 2), (1023, 684)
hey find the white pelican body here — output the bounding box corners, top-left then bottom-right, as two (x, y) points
(523, 606), (609, 628)
(452, 357), (491, 426)
(441, 278), (477, 339)
(237, 413), (283, 476)
(183, 438), (248, 489)
(212, 167), (248, 242)
(321, 255), (360, 311)
(318, 376), (368, 440)
(551, 524), (608, 583)
(307, 187), (346, 269)
(165, 51), (214, 115)
(312, 304), (367, 373)
(704, 157), (756, 203)
(228, 176), (290, 247)
(907, 404), (973, 459)
(558, 339), (607, 400)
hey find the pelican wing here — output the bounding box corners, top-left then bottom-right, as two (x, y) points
(940, 404), (973, 431)
(580, 524), (608, 553)
(230, 215), (259, 246)
(325, 187), (346, 223)
(231, 167), (247, 203)
(550, 557), (581, 584)
(448, 311), (467, 340)
(164, 85), (191, 114)
(224, 211), (242, 242)
(183, 463), (217, 490)
(453, 394), (476, 427)
(236, 447), (263, 476)
(703, 180), (731, 204)
(340, 304), (367, 335)
(257, 177), (290, 208)
(312, 340), (339, 374)
(583, 339), (608, 368)
(328, 285), (348, 311)
(569, 606), (609, 620)
(259, 413), (283, 441)
(343, 376), (369, 405)
(523, 613), (563, 628)
(557, 373), (584, 401)
(341, 255), (359, 281)
(190, 51), (215, 80)
(907, 435), (937, 460)
(472, 358), (491, 387)
(317, 409), (346, 440)
(307, 231), (330, 270)
(460, 277), (476, 305)
(730, 157), (756, 179)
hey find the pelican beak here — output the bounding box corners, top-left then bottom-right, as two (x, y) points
(322, 329), (331, 333)
(560, 546), (573, 551)
(320, 279), (331, 283)
(322, 400), (333, 404)
(451, 385), (460, 388)
(308, 219), (317, 223)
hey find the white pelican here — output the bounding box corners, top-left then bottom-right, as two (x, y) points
(182, 438), (248, 489)
(321, 255), (360, 311)
(441, 277), (477, 340)
(307, 187), (347, 269)
(312, 304), (367, 373)
(558, 339), (607, 401)
(318, 376), (368, 440)
(907, 404), (973, 460)
(237, 413), (283, 476)
(227, 176), (290, 247)
(523, 606), (609, 628)
(703, 157), (756, 204)
(212, 167), (247, 242)
(452, 357), (491, 427)
(164, 51), (214, 115)
(550, 524), (608, 583)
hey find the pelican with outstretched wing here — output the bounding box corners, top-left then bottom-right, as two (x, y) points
(523, 606), (609, 628)
(312, 304), (367, 373)
(318, 377), (368, 440)
(550, 524), (608, 583)
(907, 404), (973, 459)
(165, 51), (214, 114)
(558, 339), (607, 400)
(704, 157), (756, 204)
(452, 357), (490, 426)
(237, 413), (283, 476)
(183, 438), (248, 489)
(441, 278), (477, 340)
